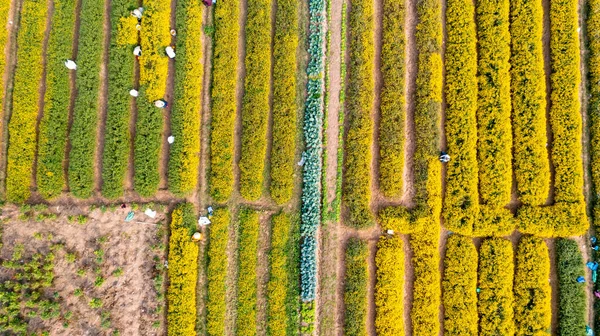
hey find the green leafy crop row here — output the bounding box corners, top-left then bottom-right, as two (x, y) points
(556, 238), (586, 335)
(68, 0), (104, 198)
(206, 208), (230, 336)
(6, 0), (48, 203)
(0, 0), (9, 138)
(36, 0), (75, 199)
(374, 236), (404, 336)
(343, 238), (368, 336)
(101, 0), (136, 199)
(167, 203), (198, 335)
(478, 238), (514, 335)
(442, 235), (477, 335)
(270, 0), (299, 204)
(510, 0), (550, 206)
(443, 0), (479, 234)
(514, 236), (551, 335)
(378, 0), (405, 197)
(134, 0), (170, 196)
(237, 208), (259, 335)
(209, 0), (239, 202)
(168, 0), (202, 196)
(343, 0), (374, 228)
(267, 212), (300, 335)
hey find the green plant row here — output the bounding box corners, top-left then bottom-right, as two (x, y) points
(443, 0), (479, 235)
(442, 235), (477, 335)
(378, 0), (405, 197)
(374, 236), (404, 336)
(0, 0), (9, 133)
(343, 238), (368, 336)
(167, 203), (198, 336)
(237, 208), (259, 335)
(101, 0), (136, 199)
(167, 0), (202, 196)
(556, 238), (586, 336)
(206, 208), (230, 336)
(510, 0), (550, 206)
(514, 236), (551, 335)
(239, 0), (272, 201)
(589, 0), (600, 225)
(6, 0), (48, 203)
(134, 0), (170, 196)
(36, 0), (76, 199)
(210, 0), (239, 202)
(270, 0), (299, 205)
(343, 0), (374, 228)
(267, 212), (300, 336)
(68, 0), (104, 198)
(378, 0), (443, 235)
(478, 238), (514, 335)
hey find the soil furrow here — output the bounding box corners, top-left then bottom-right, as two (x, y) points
(94, 0), (111, 195)
(232, 0), (248, 200)
(370, 0), (383, 213)
(402, 0), (417, 207)
(542, 0), (555, 205)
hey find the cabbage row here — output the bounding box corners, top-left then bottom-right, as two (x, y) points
(556, 238), (586, 335)
(300, 0), (325, 301)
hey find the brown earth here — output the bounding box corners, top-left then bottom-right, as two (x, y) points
(0, 204), (169, 336)
(542, 0), (556, 206)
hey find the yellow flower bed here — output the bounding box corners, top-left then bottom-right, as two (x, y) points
(237, 208), (259, 335)
(168, 0), (202, 196)
(270, 0), (299, 204)
(36, 0), (76, 199)
(442, 235), (477, 335)
(0, 0), (9, 114)
(589, 0), (600, 226)
(374, 236), (404, 336)
(378, 0), (405, 197)
(210, 0), (240, 202)
(343, 0), (375, 228)
(343, 238), (368, 336)
(478, 238), (514, 335)
(6, 0), (48, 203)
(206, 208), (230, 335)
(510, 0), (550, 206)
(167, 203), (198, 336)
(514, 236), (551, 335)
(443, 0), (479, 235)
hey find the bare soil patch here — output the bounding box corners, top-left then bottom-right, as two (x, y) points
(0, 204), (168, 335)
(370, 0), (383, 212)
(402, 0), (417, 207)
(542, 0), (556, 206)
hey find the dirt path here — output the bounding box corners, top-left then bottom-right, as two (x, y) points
(232, 0), (247, 201)
(437, 227), (448, 336)
(545, 238), (559, 334)
(401, 233), (413, 336)
(256, 212), (273, 336)
(64, 0), (83, 194)
(402, 0), (417, 206)
(370, 0), (383, 215)
(93, 0), (111, 195)
(542, 0), (555, 206)
(225, 206), (240, 336)
(125, 0), (141, 194)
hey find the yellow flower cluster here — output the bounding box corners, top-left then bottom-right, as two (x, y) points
(168, 0), (202, 196)
(378, 0), (405, 197)
(343, 0), (374, 228)
(588, 0), (600, 226)
(210, 0), (240, 202)
(6, 0), (48, 203)
(514, 236), (551, 335)
(270, 0), (299, 204)
(442, 235), (478, 335)
(167, 203), (198, 336)
(374, 236), (404, 336)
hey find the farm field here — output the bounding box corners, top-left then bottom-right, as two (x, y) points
(0, 0), (599, 334)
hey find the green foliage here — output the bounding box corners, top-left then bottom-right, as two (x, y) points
(270, 0), (299, 204)
(89, 298), (103, 309)
(442, 235), (477, 335)
(378, 0), (405, 197)
(514, 236), (551, 335)
(239, 0), (272, 201)
(510, 0), (550, 205)
(478, 238), (514, 335)
(36, 0), (75, 199)
(168, 0), (202, 196)
(237, 208), (259, 335)
(101, 0), (136, 198)
(343, 238), (368, 336)
(556, 239), (586, 335)
(6, 0), (48, 202)
(167, 203), (198, 336)
(443, 0), (479, 234)
(374, 236), (404, 336)
(206, 208), (229, 335)
(209, 0), (239, 202)
(68, 0), (104, 198)
(267, 212), (300, 335)
(343, 0), (374, 228)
